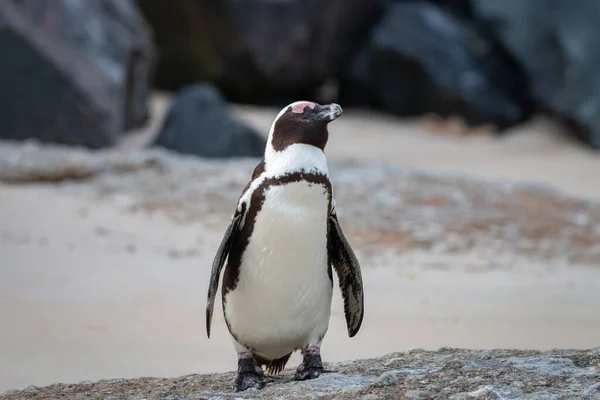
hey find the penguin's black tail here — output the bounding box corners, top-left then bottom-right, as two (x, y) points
(253, 352), (292, 375)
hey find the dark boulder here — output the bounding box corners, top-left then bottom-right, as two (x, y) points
(0, 0), (155, 148)
(340, 1), (532, 129)
(135, 0), (381, 104)
(153, 83), (266, 158)
(430, 0), (473, 18)
(471, 0), (600, 149)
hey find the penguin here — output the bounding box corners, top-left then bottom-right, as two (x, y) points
(205, 101), (364, 392)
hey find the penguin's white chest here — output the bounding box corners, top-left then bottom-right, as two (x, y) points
(224, 180), (333, 358)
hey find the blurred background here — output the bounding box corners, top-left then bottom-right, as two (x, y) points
(1, 0), (600, 393)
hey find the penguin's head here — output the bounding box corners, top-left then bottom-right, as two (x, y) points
(267, 101), (343, 153)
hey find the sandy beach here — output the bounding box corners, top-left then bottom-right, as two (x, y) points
(1, 93), (600, 392)
(125, 93), (600, 202)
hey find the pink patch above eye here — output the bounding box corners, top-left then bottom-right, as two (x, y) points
(290, 102), (316, 114)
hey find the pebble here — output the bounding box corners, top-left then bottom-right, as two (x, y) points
(384, 357), (405, 367)
(362, 395), (381, 400)
(94, 226), (110, 236)
(371, 371), (399, 387)
(102, 378), (126, 384)
(583, 382), (600, 396)
(406, 390), (432, 400)
(24, 385), (38, 392)
(567, 213), (589, 226)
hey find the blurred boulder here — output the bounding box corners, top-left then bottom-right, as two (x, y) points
(431, 0), (473, 18)
(0, 0), (155, 149)
(471, 0), (600, 149)
(135, 0), (381, 103)
(153, 83), (266, 158)
(340, 1), (532, 129)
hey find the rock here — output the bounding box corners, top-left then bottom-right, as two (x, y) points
(152, 83), (266, 158)
(431, 0), (473, 18)
(0, 0), (155, 148)
(135, 0), (381, 103)
(341, 2), (531, 129)
(361, 395), (381, 400)
(405, 389), (432, 400)
(23, 385), (37, 393)
(0, 140), (162, 183)
(100, 379), (126, 384)
(371, 371), (399, 387)
(0, 348), (598, 399)
(583, 382), (600, 397)
(471, 0), (600, 149)
(504, 355), (576, 375)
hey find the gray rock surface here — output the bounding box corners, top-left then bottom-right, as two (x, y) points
(431, 0), (473, 18)
(152, 83), (266, 158)
(1, 348), (598, 399)
(0, 0), (155, 148)
(472, 0), (600, 148)
(341, 2), (531, 129)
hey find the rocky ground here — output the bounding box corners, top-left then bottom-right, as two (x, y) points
(2, 348), (599, 400)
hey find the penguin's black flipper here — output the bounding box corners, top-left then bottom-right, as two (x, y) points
(206, 205), (244, 338)
(328, 212), (364, 338)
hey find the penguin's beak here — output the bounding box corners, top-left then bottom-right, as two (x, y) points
(311, 103), (343, 122)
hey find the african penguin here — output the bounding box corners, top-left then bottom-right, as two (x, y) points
(206, 101), (364, 392)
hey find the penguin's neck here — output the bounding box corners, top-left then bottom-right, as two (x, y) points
(264, 143), (329, 177)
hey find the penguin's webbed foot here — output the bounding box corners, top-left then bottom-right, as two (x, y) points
(234, 355), (266, 392)
(234, 371), (265, 392)
(294, 347), (324, 381)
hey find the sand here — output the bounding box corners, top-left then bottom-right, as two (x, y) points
(1, 93), (600, 392)
(124, 93), (600, 202)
